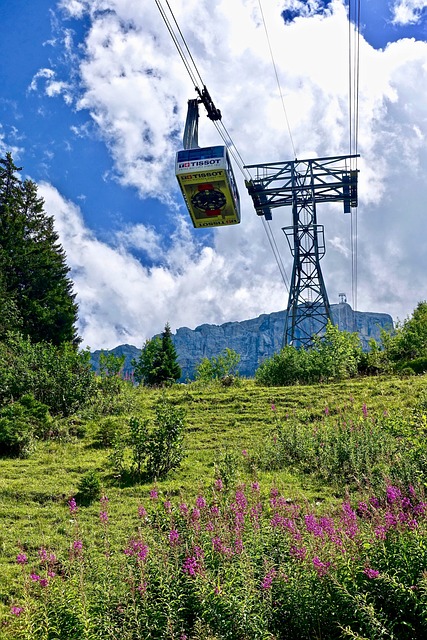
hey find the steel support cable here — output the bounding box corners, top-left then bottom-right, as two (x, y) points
(154, 0), (200, 87)
(348, 0), (361, 317)
(163, 0), (205, 88)
(262, 217), (290, 292)
(258, 0), (297, 159)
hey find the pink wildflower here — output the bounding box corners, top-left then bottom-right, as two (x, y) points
(261, 567), (277, 590)
(138, 505), (147, 519)
(38, 548), (48, 562)
(73, 540), (83, 552)
(312, 556), (331, 577)
(364, 567), (380, 579)
(196, 496), (207, 509)
(11, 606), (24, 616)
(179, 502), (189, 516)
(169, 529), (180, 547)
(214, 478), (223, 491)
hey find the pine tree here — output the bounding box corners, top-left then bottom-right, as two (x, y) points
(160, 322), (182, 383)
(133, 323), (181, 386)
(0, 153), (79, 345)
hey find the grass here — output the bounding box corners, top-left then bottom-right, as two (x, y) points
(1, 374), (427, 637)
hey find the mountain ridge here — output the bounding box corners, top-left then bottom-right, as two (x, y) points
(90, 303), (393, 380)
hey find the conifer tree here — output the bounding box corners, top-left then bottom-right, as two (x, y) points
(0, 153), (79, 345)
(133, 323), (181, 386)
(160, 322), (182, 383)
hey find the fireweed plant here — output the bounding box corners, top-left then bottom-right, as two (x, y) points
(253, 400), (427, 493)
(7, 479), (427, 640)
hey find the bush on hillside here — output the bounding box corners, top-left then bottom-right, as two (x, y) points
(195, 348), (241, 383)
(256, 322), (362, 386)
(0, 394), (51, 457)
(108, 396), (186, 481)
(0, 334), (96, 415)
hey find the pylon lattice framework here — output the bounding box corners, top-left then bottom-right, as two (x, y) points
(245, 155), (358, 348)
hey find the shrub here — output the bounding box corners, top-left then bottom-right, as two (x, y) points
(97, 351), (126, 395)
(397, 357), (427, 375)
(76, 470), (101, 505)
(255, 345), (309, 386)
(146, 397), (186, 479)
(195, 348), (240, 382)
(0, 334), (96, 415)
(0, 394), (51, 457)
(107, 397), (186, 481)
(93, 417), (124, 448)
(255, 323), (362, 386)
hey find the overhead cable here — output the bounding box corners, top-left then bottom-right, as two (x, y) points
(348, 0), (361, 317)
(258, 0), (297, 159)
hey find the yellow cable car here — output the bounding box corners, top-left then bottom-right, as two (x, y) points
(176, 145), (241, 228)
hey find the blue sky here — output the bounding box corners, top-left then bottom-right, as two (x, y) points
(1, 0), (427, 349)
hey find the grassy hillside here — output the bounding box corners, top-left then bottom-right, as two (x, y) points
(1, 374), (427, 638)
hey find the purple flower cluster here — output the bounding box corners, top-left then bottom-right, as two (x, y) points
(261, 567), (277, 590)
(123, 538), (149, 562)
(363, 567), (380, 579)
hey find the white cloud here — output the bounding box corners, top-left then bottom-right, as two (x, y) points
(29, 68), (73, 104)
(28, 68), (55, 92)
(392, 0), (427, 24)
(35, 0), (427, 347)
(40, 183), (286, 349)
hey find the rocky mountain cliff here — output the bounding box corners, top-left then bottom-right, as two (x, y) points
(90, 303), (393, 381)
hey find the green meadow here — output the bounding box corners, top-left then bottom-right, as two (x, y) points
(2, 374), (427, 639)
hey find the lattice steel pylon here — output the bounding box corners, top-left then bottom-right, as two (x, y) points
(245, 155), (358, 348)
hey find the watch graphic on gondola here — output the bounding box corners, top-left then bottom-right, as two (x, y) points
(191, 183), (226, 215)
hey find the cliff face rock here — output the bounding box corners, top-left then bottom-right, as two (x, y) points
(174, 303), (393, 379)
(90, 304), (393, 381)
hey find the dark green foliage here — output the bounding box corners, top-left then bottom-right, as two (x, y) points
(195, 347), (241, 382)
(128, 416), (149, 476)
(76, 470), (101, 505)
(107, 397), (186, 481)
(0, 265), (21, 341)
(256, 322), (362, 386)
(146, 396), (186, 479)
(255, 344), (310, 386)
(133, 323), (181, 386)
(0, 394), (51, 457)
(0, 153), (79, 345)
(93, 417), (124, 448)
(392, 301), (427, 362)
(97, 351), (126, 394)
(0, 333), (96, 415)
(366, 302), (427, 375)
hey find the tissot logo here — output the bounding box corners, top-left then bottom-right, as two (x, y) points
(180, 171), (223, 181)
(178, 159), (221, 169)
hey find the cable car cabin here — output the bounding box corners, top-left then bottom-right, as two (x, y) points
(175, 146), (241, 228)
